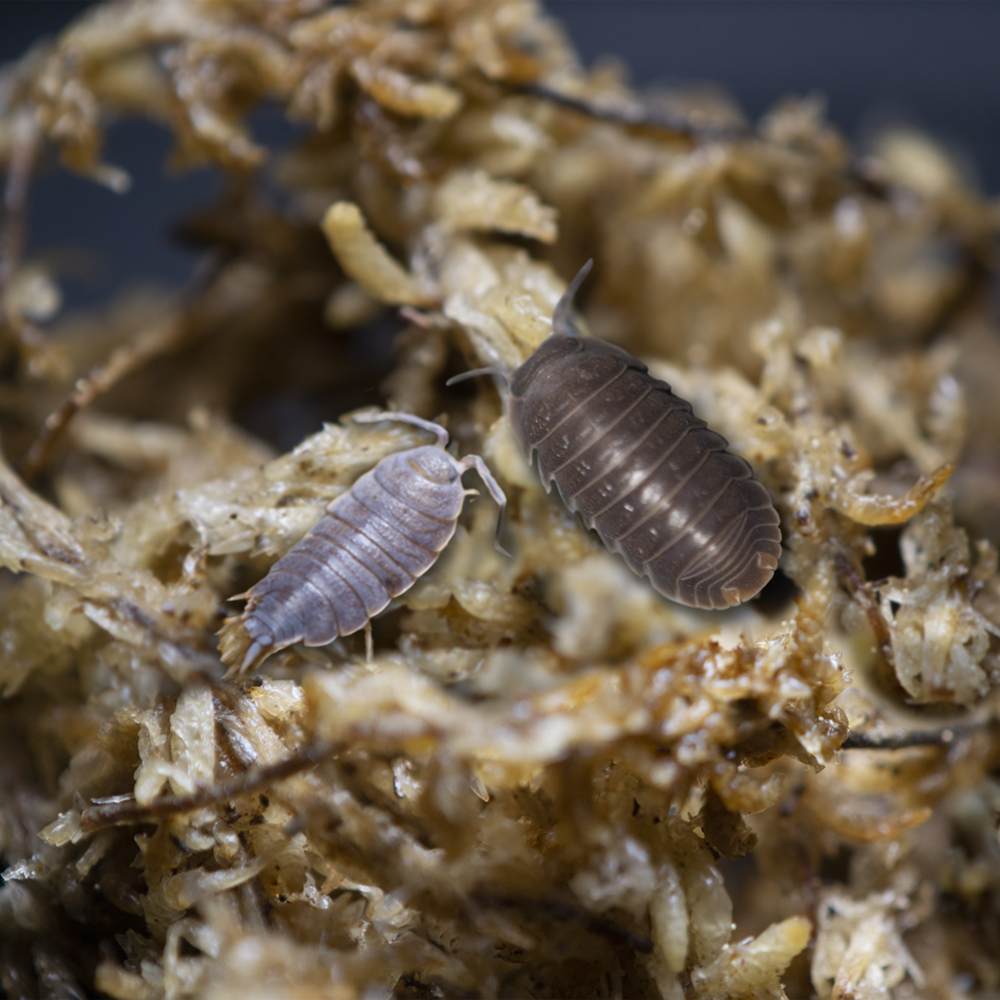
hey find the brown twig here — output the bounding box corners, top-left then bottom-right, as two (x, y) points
(20, 251), (229, 484)
(522, 80), (748, 143)
(842, 722), (985, 751)
(80, 739), (335, 831)
(523, 80), (904, 209)
(21, 312), (186, 484)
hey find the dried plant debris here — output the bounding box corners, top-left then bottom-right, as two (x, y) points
(0, 0), (999, 996)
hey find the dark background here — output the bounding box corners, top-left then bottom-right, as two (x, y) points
(3, 1), (1000, 311)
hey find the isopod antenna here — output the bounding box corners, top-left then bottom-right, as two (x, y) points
(551, 258), (593, 338)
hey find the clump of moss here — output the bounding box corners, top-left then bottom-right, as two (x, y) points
(0, 2), (998, 997)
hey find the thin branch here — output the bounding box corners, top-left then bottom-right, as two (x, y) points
(80, 739), (335, 831)
(523, 81), (901, 208)
(20, 250), (230, 484)
(21, 312), (186, 483)
(522, 81), (748, 142)
(842, 723), (985, 751)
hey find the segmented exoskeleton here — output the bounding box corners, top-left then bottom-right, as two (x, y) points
(222, 412), (506, 676)
(450, 261), (781, 610)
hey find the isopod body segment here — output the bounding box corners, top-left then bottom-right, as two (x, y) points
(223, 412), (506, 676)
(461, 261), (782, 610)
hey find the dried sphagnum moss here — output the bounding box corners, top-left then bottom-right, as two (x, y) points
(0, 2), (999, 997)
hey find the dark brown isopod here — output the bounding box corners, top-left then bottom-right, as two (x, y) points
(222, 412), (506, 676)
(451, 261), (781, 610)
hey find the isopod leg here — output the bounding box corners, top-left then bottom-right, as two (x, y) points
(459, 455), (510, 557)
(352, 410), (449, 448)
(364, 619), (373, 663)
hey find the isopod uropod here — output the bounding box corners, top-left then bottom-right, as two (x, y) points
(451, 261), (782, 610)
(221, 412), (506, 676)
